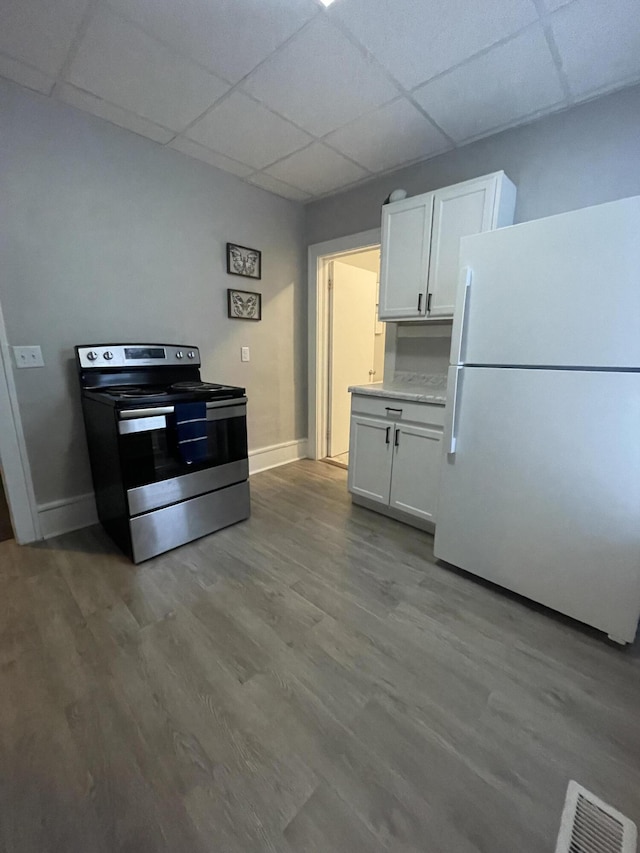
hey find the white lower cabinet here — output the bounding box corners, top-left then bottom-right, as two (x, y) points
(349, 415), (393, 504)
(389, 423), (442, 522)
(348, 394), (444, 527)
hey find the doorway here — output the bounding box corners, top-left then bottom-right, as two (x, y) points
(325, 249), (384, 469)
(0, 298), (41, 544)
(0, 470), (14, 542)
(308, 227), (382, 463)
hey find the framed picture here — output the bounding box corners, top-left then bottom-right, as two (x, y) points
(227, 288), (262, 321)
(226, 243), (262, 279)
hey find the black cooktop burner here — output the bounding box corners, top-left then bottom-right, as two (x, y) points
(85, 378), (244, 407)
(103, 385), (169, 398)
(170, 381), (224, 392)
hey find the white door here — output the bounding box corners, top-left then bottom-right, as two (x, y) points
(427, 176), (496, 318)
(435, 367), (640, 642)
(347, 415), (393, 504)
(329, 260), (378, 457)
(379, 193), (434, 320)
(389, 423), (442, 522)
(456, 195), (640, 368)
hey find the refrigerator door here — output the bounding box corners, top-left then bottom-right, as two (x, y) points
(435, 366), (640, 643)
(452, 195), (640, 368)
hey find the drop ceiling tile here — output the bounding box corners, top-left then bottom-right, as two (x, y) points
(186, 92), (312, 169)
(104, 0), (319, 83)
(325, 98), (450, 173)
(550, 0), (640, 98)
(242, 16), (398, 136)
(331, 0), (538, 90)
(247, 173), (312, 202)
(265, 142), (369, 196)
(0, 0), (88, 76)
(57, 84), (175, 142)
(413, 25), (564, 143)
(0, 54), (54, 94)
(169, 137), (254, 177)
(542, 0), (576, 10)
(66, 7), (229, 131)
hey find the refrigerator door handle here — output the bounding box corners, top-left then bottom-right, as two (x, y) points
(451, 267), (472, 365)
(445, 366), (463, 454)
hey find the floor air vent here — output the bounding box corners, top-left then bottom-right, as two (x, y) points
(555, 781), (637, 853)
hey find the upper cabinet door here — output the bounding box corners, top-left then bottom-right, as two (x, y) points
(427, 176), (498, 318)
(379, 194), (434, 320)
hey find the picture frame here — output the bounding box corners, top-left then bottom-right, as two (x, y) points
(226, 242), (262, 280)
(227, 288), (262, 321)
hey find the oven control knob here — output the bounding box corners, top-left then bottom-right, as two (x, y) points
(103, 351), (114, 360)
(176, 351), (184, 359)
(187, 351), (195, 359)
(87, 351), (98, 361)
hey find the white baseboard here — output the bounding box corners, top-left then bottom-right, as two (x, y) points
(36, 439), (309, 538)
(249, 438), (308, 475)
(38, 492), (98, 539)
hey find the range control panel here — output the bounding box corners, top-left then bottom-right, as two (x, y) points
(76, 344), (201, 369)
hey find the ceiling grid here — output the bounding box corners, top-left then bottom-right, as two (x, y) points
(1, 0), (639, 201)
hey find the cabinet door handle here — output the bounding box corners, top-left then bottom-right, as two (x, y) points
(417, 292), (423, 312)
(385, 426), (391, 444)
(394, 428), (400, 447)
(427, 292), (432, 313)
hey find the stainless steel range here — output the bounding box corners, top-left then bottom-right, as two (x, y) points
(76, 343), (250, 563)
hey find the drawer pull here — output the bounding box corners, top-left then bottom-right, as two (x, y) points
(385, 406), (403, 414)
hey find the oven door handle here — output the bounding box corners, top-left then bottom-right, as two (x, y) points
(118, 399), (247, 435)
(119, 396), (247, 420)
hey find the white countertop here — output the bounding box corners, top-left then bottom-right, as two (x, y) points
(348, 373), (447, 405)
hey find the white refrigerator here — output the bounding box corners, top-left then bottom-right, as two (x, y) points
(433, 195), (640, 644)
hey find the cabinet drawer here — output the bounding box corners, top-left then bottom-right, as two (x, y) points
(351, 394), (445, 428)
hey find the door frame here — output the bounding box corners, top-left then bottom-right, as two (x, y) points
(308, 228), (381, 461)
(0, 298), (41, 543)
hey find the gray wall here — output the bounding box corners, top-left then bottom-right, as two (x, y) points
(306, 83), (640, 245)
(0, 80), (307, 507)
(393, 335), (451, 377)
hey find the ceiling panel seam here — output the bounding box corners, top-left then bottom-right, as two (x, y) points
(324, 10), (456, 146)
(51, 0), (102, 96)
(163, 15), (324, 146)
(529, 0), (574, 103)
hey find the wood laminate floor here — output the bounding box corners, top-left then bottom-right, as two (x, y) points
(1, 460), (638, 852)
(323, 452), (348, 471)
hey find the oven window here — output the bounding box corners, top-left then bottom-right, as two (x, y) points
(119, 414), (247, 489)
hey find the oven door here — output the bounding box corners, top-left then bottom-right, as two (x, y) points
(117, 398), (248, 515)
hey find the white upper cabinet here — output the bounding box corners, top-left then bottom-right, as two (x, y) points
(379, 172), (516, 322)
(427, 176), (497, 318)
(379, 194), (434, 319)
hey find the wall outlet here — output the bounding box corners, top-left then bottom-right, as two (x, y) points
(13, 345), (44, 368)
(241, 346), (250, 362)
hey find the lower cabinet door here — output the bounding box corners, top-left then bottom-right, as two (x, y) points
(389, 423), (442, 522)
(348, 415), (393, 504)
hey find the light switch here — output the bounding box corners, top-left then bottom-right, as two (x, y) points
(241, 346), (250, 362)
(13, 346), (44, 368)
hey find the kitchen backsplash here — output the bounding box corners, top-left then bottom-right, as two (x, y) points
(391, 331), (451, 378)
